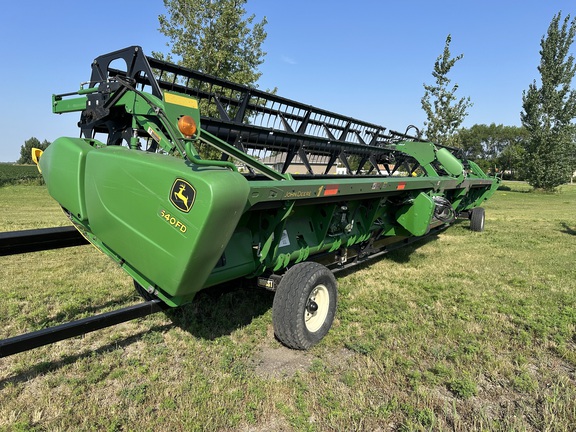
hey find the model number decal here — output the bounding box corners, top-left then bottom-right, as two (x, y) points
(159, 210), (187, 233)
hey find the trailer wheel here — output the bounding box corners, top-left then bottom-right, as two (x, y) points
(469, 207), (485, 232)
(272, 262), (337, 350)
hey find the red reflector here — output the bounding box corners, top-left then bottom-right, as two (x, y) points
(397, 182), (406, 190)
(324, 184), (339, 196)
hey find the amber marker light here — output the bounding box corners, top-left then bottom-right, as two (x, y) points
(178, 115), (197, 137)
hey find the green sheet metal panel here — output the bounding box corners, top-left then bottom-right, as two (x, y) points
(83, 147), (250, 304)
(39, 137), (94, 222)
(395, 192), (435, 236)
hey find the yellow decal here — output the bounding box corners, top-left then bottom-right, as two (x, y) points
(159, 210), (187, 233)
(170, 178), (196, 213)
(285, 190), (312, 198)
(164, 92), (199, 109)
(258, 278), (275, 289)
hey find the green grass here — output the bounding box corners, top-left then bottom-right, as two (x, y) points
(1, 182), (575, 431)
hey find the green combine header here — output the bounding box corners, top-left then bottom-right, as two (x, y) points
(0, 46), (498, 356)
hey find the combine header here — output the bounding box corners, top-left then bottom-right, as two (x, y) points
(0, 46), (498, 356)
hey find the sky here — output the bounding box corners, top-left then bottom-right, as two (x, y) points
(0, 0), (574, 162)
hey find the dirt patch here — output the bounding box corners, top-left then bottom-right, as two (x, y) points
(240, 415), (293, 432)
(322, 347), (356, 369)
(253, 346), (313, 379)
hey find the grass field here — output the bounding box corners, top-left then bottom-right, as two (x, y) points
(0, 164), (42, 187)
(0, 183), (575, 431)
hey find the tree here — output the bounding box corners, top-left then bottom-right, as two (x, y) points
(521, 12), (576, 190)
(17, 137), (50, 164)
(497, 141), (527, 180)
(421, 35), (473, 147)
(157, 0), (269, 159)
(457, 124), (528, 177)
(157, 0), (267, 86)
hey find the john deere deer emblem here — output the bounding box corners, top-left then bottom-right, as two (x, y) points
(170, 179), (195, 213)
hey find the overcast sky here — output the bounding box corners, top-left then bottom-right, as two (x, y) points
(0, 0), (574, 161)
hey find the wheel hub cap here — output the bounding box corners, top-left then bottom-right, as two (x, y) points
(304, 284), (330, 333)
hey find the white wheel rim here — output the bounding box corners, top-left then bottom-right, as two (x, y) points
(305, 284), (330, 333)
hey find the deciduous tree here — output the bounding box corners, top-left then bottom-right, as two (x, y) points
(521, 12), (576, 190)
(157, 0), (269, 159)
(17, 137), (50, 165)
(157, 0), (267, 86)
(421, 35), (473, 147)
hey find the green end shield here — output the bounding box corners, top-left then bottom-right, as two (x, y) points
(39, 137), (94, 222)
(40, 139), (250, 306)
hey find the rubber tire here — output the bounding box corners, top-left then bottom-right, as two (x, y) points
(272, 262), (337, 350)
(469, 207), (485, 232)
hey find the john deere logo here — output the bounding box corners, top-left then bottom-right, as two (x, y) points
(170, 179), (195, 213)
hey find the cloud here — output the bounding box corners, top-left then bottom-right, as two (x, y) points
(281, 55), (297, 65)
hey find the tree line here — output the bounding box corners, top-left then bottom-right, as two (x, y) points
(422, 12), (576, 190)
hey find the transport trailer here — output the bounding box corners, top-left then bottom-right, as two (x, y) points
(0, 46), (498, 356)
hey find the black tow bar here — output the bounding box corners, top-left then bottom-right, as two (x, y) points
(0, 226), (88, 256)
(0, 299), (169, 358)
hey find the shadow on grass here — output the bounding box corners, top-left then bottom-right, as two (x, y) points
(0, 323), (174, 389)
(0, 282), (274, 384)
(166, 280), (274, 341)
(497, 184), (533, 193)
(37, 295), (143, 329)
(385, 234), (442, 264)
(560, 222), (576, 236)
